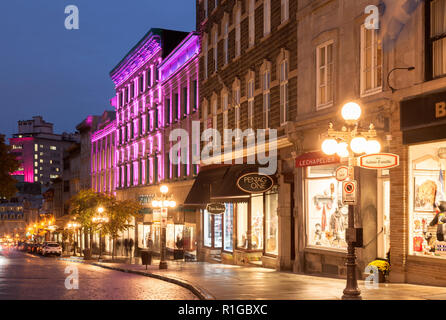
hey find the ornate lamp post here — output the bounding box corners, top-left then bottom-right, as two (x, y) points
(151, 185), (176, 270)
(321, 102), (381, 300)
(67, 221), (81, 256)
(92, 206), (109, 261)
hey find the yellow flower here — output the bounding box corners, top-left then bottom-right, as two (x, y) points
(368, 260), (391, 273)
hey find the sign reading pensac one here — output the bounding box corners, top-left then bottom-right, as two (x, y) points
(358, 153), (400, 169)
(237, 173), (274, 194)
(206, 203), (226, 214)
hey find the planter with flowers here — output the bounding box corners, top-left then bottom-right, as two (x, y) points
(367, 259), (391, 283)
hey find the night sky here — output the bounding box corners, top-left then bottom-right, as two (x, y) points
(0, 0), (195, 138)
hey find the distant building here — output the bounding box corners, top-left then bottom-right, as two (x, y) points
(0, 203), (25, 239)
(9, 116), (80, 186)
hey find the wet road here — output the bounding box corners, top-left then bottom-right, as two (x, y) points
(0, 249), (198, 300)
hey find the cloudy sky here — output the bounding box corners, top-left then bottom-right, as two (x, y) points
(0, 0), (195, 138)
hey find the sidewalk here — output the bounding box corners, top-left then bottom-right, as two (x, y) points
(58, 254), (446, 300)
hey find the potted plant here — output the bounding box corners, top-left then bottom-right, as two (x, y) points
(367, 258), (391, 283)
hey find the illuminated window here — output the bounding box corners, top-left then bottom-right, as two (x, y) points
(50, 146), (57, 150)
(34, 144), (38, 152)
(40, 159), (43, 163)
(34, 155), (38, 160)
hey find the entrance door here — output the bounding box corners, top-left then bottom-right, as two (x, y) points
(377, 170), (390, 259)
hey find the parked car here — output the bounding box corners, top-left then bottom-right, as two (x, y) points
(41, 242), (62, 256)
(36, 243), (45, 255)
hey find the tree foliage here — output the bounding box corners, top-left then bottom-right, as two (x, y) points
(69, 189), (109, 231)
(0, 135), (20, 199)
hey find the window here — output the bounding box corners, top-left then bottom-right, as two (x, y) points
(174, 93), (179, 121)
(280, 59), (289, 125)
(235, 7), (241, 57)
(214, 213), (222, 248)
(212, 98), (218, 130)
(281, 0), (289, 23)
(408, 140), (446, 259)
(182, 87), (188, 118)
(213, 28), (218, 72)
(316, 41), (334, 109)
(248, 0), (255, 47)
(203, 210), (212, 247)
(191, 80), (198, 111)
(203, 34), (208, 80)
(263, 70), (271, 128)
(34, 144), (38, 152)
(429, 0), (446, 78)
(361, 25), (382, 95)
(264, 0), (271, 36)
(222, 93), (229, 142)
(147, 69), (152, 88)
(306, 164), (348, 250)
(139, 75), (144, 93)
(234, 86), (241, 130)
(165, 98), (171, 125)
(237, 203), (248, 249)
(265, 190), (279, 255)
(248, 79), (255, 128)
(251, 194), (264, 250)
(204, 0), (208, 19)
(223, 20), (229, 65)
(224, 203), (234, 252)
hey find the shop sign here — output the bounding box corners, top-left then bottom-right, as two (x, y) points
(206, 203), (226, 214)
(153, 209), (161, 223)
(236, 173), (274, 194)
(138, 194), (155, 205)
(342, 181), (357, 205)
(358, 153), (400, 169)
(335, 166), (349, 181)
(295, 151), (340, 168)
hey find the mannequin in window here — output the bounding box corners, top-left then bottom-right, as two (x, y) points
(430, 202), (446, 242)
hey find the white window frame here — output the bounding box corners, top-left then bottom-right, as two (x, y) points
(281, 0), (289, 23)
(248, 79), (255, 128)
(264, 0), (271, 36)
(249, 0), (255, 47)
(263, 70), (271, 128)
(360, 25), (383, 97)
(280, 59), (289, 125)
(316, 41), (334, 110)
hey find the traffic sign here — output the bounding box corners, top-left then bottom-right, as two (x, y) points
(342, 180), (357, 205)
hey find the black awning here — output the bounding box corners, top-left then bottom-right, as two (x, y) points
(183, 165), (230, 207)
(184, 164), (275, 206)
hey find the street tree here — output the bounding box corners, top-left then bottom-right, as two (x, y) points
(0, 134), (20, 199)
(102, 198), (142, 260)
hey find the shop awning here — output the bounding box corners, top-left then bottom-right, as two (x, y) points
(184, 164), (276, 207)
(295, 151), (340, 168)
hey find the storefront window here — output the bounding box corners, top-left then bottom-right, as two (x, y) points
(237, 202), (248, 249)
(166, 224), (175, 249)
(137, 223), (152, 248)
(409, 141), (446, 258)
(203, 210), (212, 247)
(184, 224), (196, 253)
(214, 214), (222, 248)
(224, 203), (234, 252)
(265, 190), (278, 255)
(174, 225), (184, 249)
(251, 195), (264, 250)
(306, 164), (348, 250)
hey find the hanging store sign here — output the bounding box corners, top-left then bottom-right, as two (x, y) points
(358, 153), (400, 169)
(206, 203), (226, 214)
(237, 173), (274, 194)
(295, 151), (340, 168)
(335, 166), (349, 181)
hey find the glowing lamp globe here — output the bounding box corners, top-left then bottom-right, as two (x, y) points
(341, 102), (362, 122)
(97, 207), (104, 214)
(160, 185), (169, 194)
(170, 201), (176, 208)
(322, 139), (338, 155)
(365, 140), (381, 154)
(350, 137), (367, 154)
(336, 142), (349, 158)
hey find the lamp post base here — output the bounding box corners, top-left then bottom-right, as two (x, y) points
(159, 261), (168, 269)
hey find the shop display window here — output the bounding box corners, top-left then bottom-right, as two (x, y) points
(265, 190), (279, 255)
(251, 195), (264, 250)
(224, 203), (234, 252)
(174, 225), (184, 249)
(203, 209), (212, 247)
(409, 141), (446, 258)
(137, 223), (152, 249)
(306, 164), (348, 250)
(166, 224), (175, 249)
(237, 202), (249, 249)
(184, 225), (196, 253)
(214, 214), (223, 248)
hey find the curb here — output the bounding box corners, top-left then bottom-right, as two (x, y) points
(58, 257), (215, 300)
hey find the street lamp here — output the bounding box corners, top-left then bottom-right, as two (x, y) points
(321, 102), (381, 300)
(92, 207), (109, 261)
(67, 221), (81, 256)
(151, 185), (176, 269)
